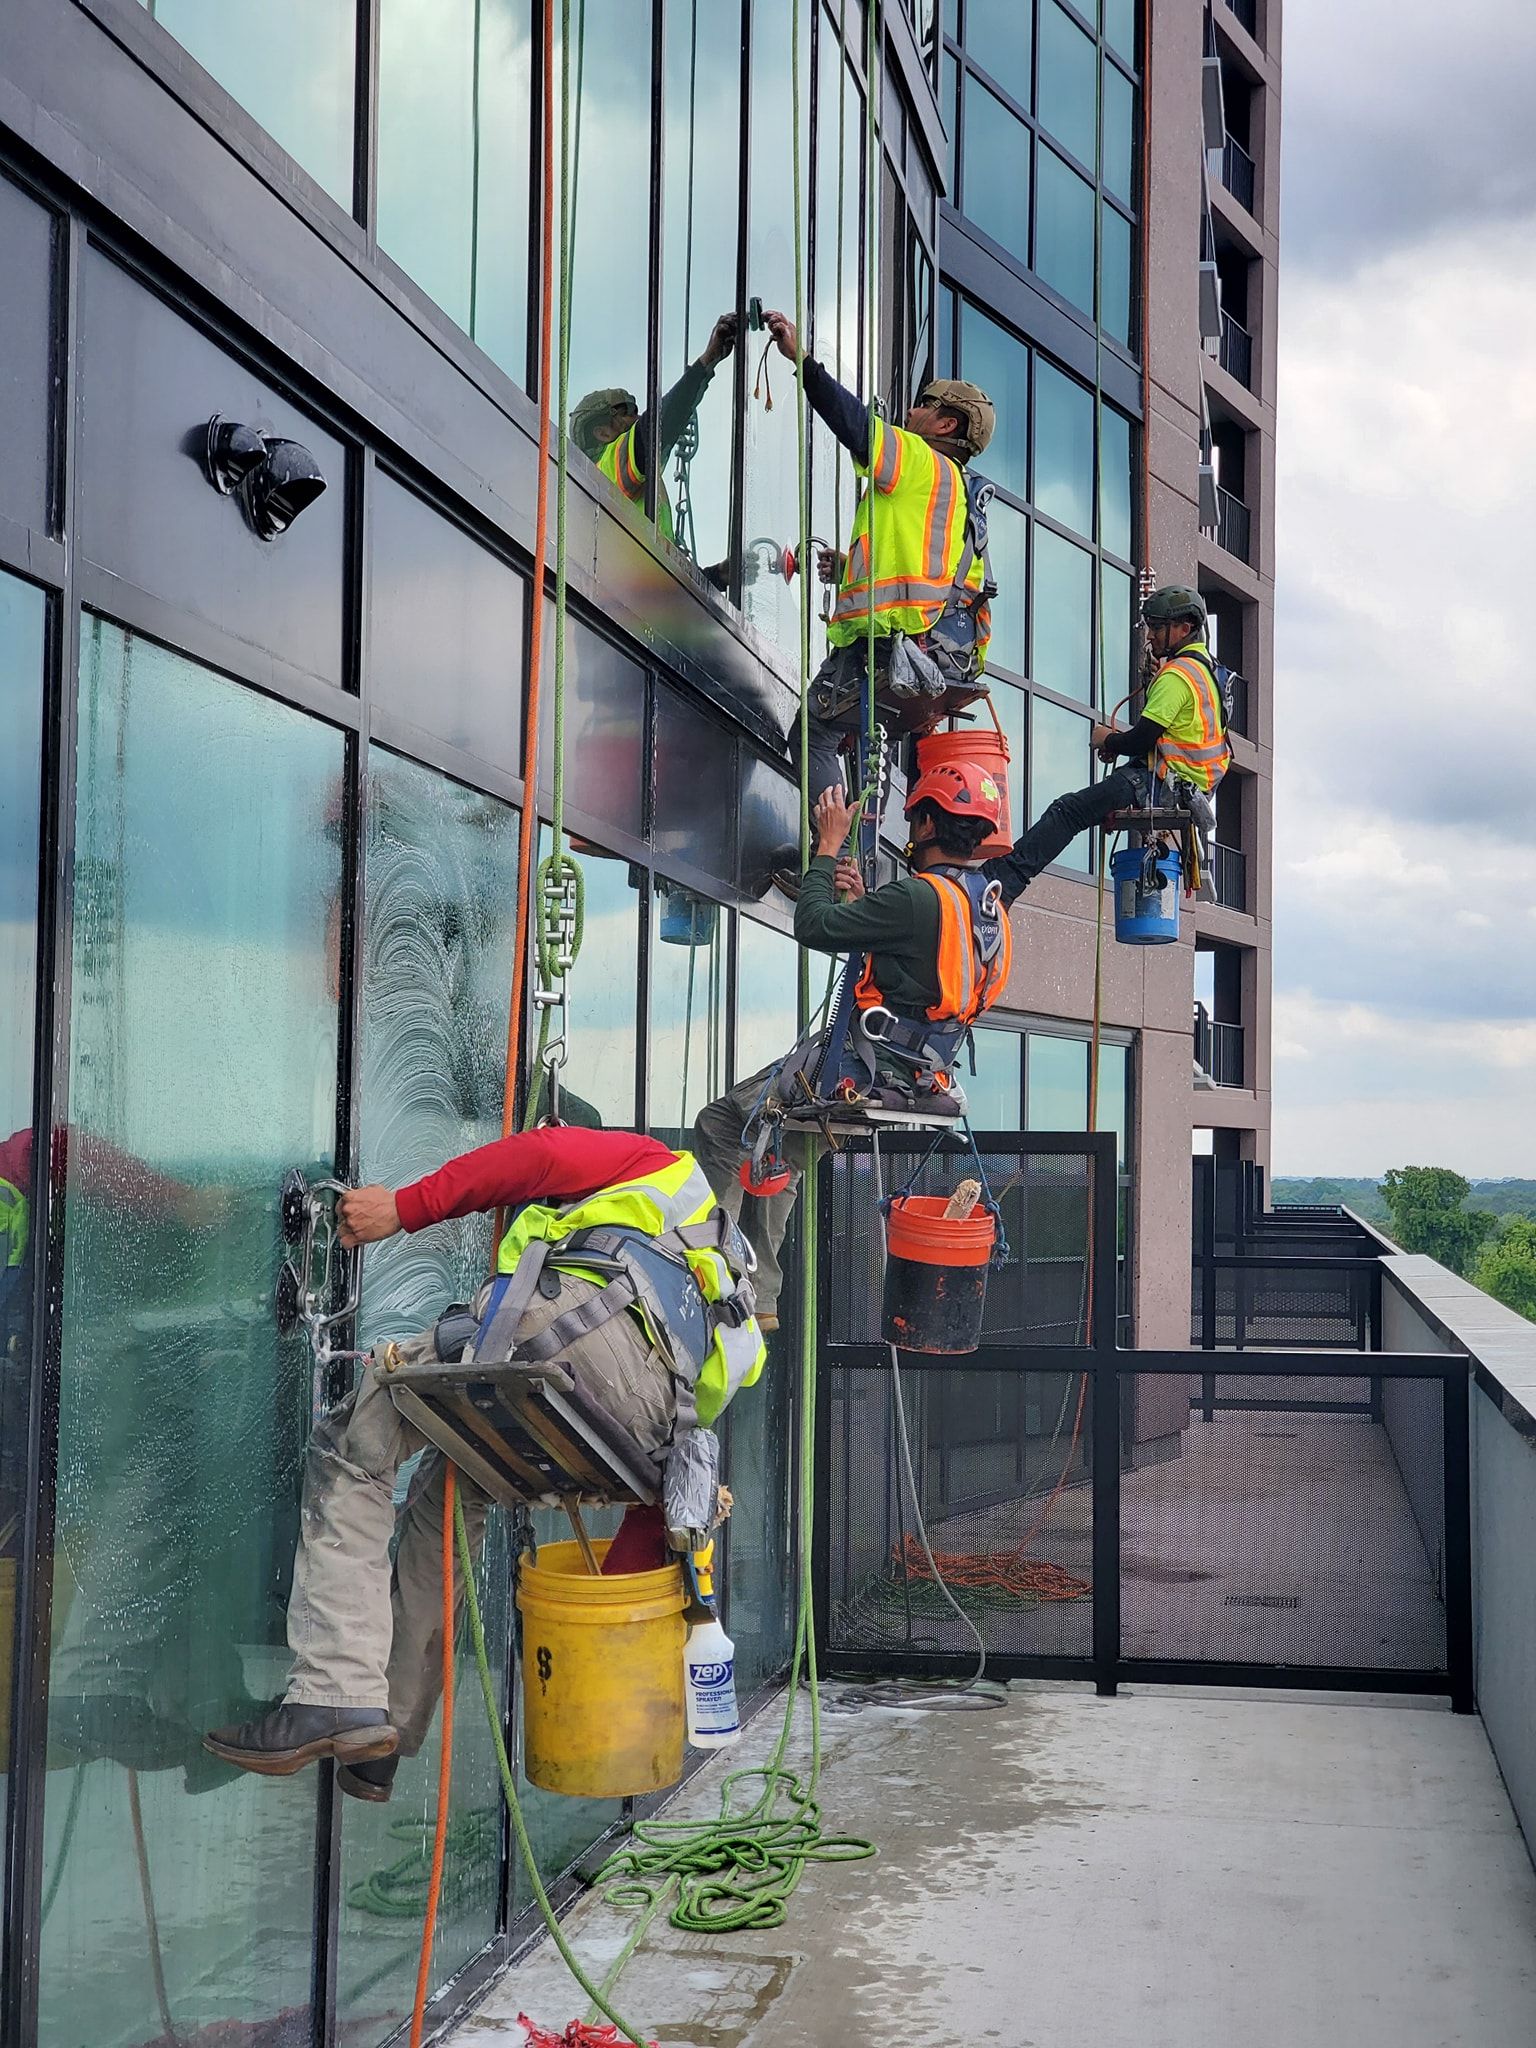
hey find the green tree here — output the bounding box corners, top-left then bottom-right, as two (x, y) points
(1380, 1166), (1495, 1277)
(1473, 1216), (1536, 1322)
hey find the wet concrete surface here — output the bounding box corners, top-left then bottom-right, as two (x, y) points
(446, 1680), (1536, 2048)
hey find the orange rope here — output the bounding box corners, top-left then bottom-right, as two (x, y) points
(409, 1468), (458, 2048)
(893, 1534), (1089, 1605)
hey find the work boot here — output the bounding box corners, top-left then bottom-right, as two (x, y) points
(766, 845), (803, 900)
(336, 1754), (400, 1804)
(203, 1704), (397, 1778)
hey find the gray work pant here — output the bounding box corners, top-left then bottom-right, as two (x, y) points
(285, 1274), (675, 1753)
(692, 1066), (828, 1320)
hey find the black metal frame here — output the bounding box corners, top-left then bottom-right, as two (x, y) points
(815, 1135), (1476, 1714)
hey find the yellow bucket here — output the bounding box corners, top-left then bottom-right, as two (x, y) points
(516, 1540), (686, 1798)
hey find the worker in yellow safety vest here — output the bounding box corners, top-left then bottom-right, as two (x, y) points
(206, 1127), (764, 1802)
(755, 310), (998, 889)
(1023, 584), (1230, 869)
(572, 312), (739, 550)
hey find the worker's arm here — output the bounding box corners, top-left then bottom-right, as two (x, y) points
(340, 1130), (681, 1243)
(1094, 713), (1165, 762)
(793, 857), (931, 955)
(762, 312), (870, 464)
(633, 315), (739, 478)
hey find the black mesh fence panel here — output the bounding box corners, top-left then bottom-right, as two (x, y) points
(825, 1362), (1094, 1662)
(1120, 1374), (1447, 1672)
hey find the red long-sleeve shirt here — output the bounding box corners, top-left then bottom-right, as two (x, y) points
(394, 1129), (682, 1234)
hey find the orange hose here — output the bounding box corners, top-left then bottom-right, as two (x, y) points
(409, 1468), (458, 2048)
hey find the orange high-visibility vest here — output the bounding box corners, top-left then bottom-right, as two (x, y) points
(854, 868), (1012, 1026)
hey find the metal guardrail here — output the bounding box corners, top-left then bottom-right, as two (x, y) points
(1221, 133), (1257, 213)
(1219, 308), (1253, 387)
(1211, 842), (1247, 912)
(1216, 484), (1251, 562)
(1225, 667), (1250, 736)
(1194, 1004), (1245, 1085)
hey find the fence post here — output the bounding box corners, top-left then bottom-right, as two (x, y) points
(1090, 1136), (1121, 1695)
(1200, 1156), (1217, 1419)
(1442, 1368), (1475, 1714)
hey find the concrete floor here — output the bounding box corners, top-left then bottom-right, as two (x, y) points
(448, 1683), (1536, 2048)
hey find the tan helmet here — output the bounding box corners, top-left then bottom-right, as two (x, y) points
(916, 377), (995, 458)
(571, 386), (638, 459)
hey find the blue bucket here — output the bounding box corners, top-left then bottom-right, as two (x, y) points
(659, 892), (718, 947)
(1110, 845), (1181, 944)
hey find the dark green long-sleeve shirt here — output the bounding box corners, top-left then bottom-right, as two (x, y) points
(793, 857), (944, 1014)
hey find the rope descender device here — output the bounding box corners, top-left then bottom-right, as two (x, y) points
(275, 1168), (365, 1404)
(532, 852), (583, 1124)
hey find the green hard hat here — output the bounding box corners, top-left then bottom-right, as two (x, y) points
(571, 387), (638, 458)
(1141, 584), (1207, 629)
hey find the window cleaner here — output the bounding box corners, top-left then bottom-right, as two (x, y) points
(682, 1541), (740, 1750)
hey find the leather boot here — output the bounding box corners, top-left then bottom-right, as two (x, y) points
(203, 1703), (397, 1776)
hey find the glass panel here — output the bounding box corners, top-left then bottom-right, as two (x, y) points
(371, 474), (527, 774)
(941, 48), (959, 186)
(0, 574), (46, 1936)
(810, 47), (864, 629)
(377, 0), (534, 382)
(736, 915), (801, 1083)
(1034, 145), (1095, 315)
(0, 176), (55, 535)
(1033, 359), (1094, 536)
(654, 684), (737, 883)
(1099, 404), (1133, 559)
(1028, 1033), (1089, 1130)
(737, 750), (802, 901)
(1029, 696), (1094, 867)
(650, 883), (728, 1139)
(336, 751), (521, 2031)
(724, 1343), (793, 1696)
(1102, 0), (1137, 64)
(553, 840), (641, 1127)
(965, 0), (1032, 109)
(992, 679), (1028, 828)
(742, 0), (812, 656)
(958, 301), (1029, 502)
(661, 0), (742, 570)
(1032, 524), (1094, 702)
(984, 497), (1029, 677)
(42, 618), (341, 2046)
(1095, 1041), (1129, 1171)
(937, 284), (957, 379)
(537, 608), (646, 841)
(144, 0), (355, 204)
(1100, 563), (1134, 713)
(1102, 61), (1136, 202)
(1100, 202), (1133, 346)
(1038, 0), (1097, 170)
(961, 79), (1031, 265)
(965, 1029), (1022, 1126)
(560, 0), (655, 517)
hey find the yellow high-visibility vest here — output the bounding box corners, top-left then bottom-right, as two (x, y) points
(496, 1149), (764, 1426)
(827, 418), (990, 661)
(1142, 643), (1231, 792)
(598, 428), (676, 544)
(0, 1178), (26, 1270)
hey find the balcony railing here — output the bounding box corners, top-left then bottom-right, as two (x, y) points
(1216, 485), (1251, 563)
(1194, 1002), (1245, 1087)
(1224, 667), (1249, 736)
(1224, 0), (1258, 36)
(1211, 842), (1248, 913)
(1219, 308), (1253, 388)
(1220, 133), (1256, 214)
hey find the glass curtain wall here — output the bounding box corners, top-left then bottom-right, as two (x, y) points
(41, 619), (344, 2048)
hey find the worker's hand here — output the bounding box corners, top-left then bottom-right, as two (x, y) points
(813, 785), (856, 857)
(816, 545), (844, 586)
(763, 310), (800, 362)
(834, 858), (866, 902)
(1091, 721), (1120, 763)
(338, 1184), (402, 1248)
(699, 312), (740, 369)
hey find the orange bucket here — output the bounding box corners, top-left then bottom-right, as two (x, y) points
(915, 721), (1013, 856)
(883, 1194), (996, 1353)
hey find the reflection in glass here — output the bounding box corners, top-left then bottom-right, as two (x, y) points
(651, 884), (727, 1139)
(654, 685), (738, 883)
(1102, 61), (1136, 203)
(1034, 359), (1095, 536)
(554, 840), (641, 1127)
(1028, 1033), (1089, 1131)
(378, 0), (534, 382)
(1100, 203), (1133, 347)
(1030, 697), (1094, 868)
(942, 48), (959, 186)
(992, 679), (1028, 831)
(959, 301), (1029, 502)
(1038, 0), (1098, 169)
(1035, 146), (1095, 315)
(1099, 405), (1133, 560)
(1102, 0), (1137, 64)
(42, 619), (342, 2046)
(1100, 563), (1134, 713)
(983, 496), (1029, 677)
(337, 752), (520, 2028)
(661, 0), (743, 570)
(962, 79), (1031, 265)
(537, 606), (646, 840)
(966, 1029), (1022, 1127)
(965, 0), (1033, 109)
(1032, 524), (1094, 703)
(144, 0), (355, 204)
(0, 575), (45, 1930)
(1095, 1042), (1129, 1171)
(811, 42), (865, 600)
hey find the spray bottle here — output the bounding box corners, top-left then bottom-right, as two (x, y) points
(683, 1541), (740, 1749)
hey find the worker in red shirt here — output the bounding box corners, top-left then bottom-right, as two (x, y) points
(206, 1127), (764, 1802)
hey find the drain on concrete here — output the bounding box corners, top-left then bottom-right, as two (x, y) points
(1223, 1593), (1300, 1609)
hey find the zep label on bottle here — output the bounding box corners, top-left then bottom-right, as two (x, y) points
(687, 1655), (739, 1736)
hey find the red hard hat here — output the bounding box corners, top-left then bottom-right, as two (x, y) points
(905, 758), (1004, 830)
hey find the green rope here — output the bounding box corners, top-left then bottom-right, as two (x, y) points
(348, 1809), (502, 1918)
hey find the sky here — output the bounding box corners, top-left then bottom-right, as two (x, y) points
(1269, 0), (1536, 1178)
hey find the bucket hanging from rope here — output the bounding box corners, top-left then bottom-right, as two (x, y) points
(914, 721), (1013, 857)
(881, 1193), (996, 1354)
(1110, 842), (1181, 944)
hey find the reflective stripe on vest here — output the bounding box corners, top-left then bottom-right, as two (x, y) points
(0, 1177), (27, 1270)
(855, 867), (1013, 1027)
(597, 428), (675, 544)
(495, 1150), (763, 1427)
(828, 421), (986, 645)
(1154, 653), (1230, 792)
